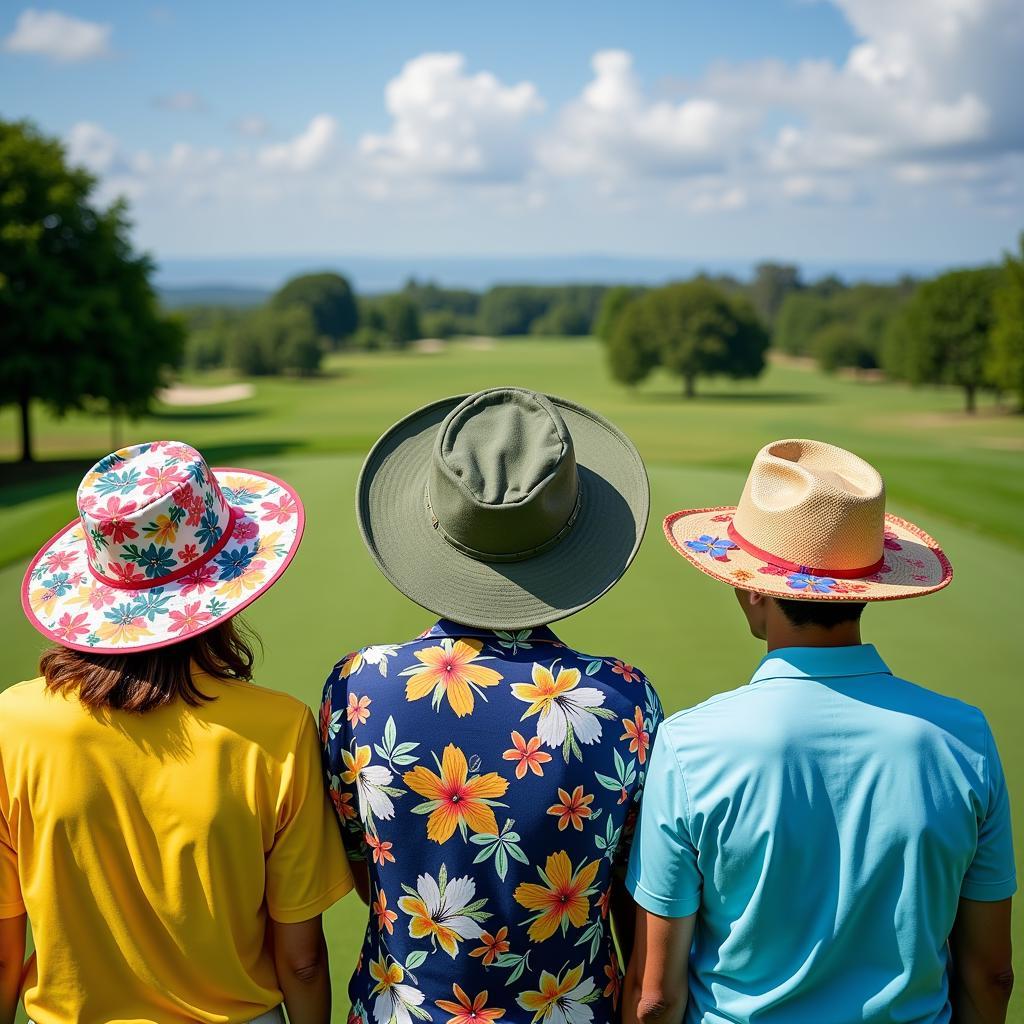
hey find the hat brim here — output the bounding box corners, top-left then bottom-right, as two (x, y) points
(664, 507), (952, 601)
(356, 394), (650, 629)
(21, 467), (304, 654)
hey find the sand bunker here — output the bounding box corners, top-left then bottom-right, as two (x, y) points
(159, 383), (255, 406)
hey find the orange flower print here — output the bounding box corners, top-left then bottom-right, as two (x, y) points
(403, 744), (509, 844)
(320, 695), (332, 745)
(347, 693), (372, 727)
(400, 638), (502, 717)
(514, 851), (600, 941)
(330, 785), (356, 821)
(611, 660), (641, 684)
(373, 888), (398, 935)
(620, 706), (650, 764)
(597, 885), (611, 920)
(603, 958), (622, 1008)
(470, 926), (510, 966)
(366, 834), (396, 865)
(435, 985), (505, 1024)
(502, 731), (553, 779)
(547, 785), (595, 831)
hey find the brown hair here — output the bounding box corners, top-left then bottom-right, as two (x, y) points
(40, 617), (260, 714)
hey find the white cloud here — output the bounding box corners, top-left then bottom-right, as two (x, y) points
(236, 115), (269, 138)
(689, 185), (748, 214)
(66, 121), (119, 174)
(359, 52), (544, 181)
(153, 91), (206, 113)
(259, 114), (338, 171)
(704, 0), (1021, 178)
(540, 50), (747, 183)
(3, 8), (111, 62)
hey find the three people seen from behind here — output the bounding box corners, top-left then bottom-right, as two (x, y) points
(0, 393), (1016, 1024)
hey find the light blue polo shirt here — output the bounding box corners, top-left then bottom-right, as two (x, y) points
(627, 644), (1016, 1024)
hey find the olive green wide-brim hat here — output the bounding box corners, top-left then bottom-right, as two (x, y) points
(356, 387), (650, 630)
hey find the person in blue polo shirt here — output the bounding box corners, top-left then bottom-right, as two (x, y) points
(625, 439), (1015, 1024)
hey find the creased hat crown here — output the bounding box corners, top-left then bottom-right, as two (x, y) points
(731, 439), (886, 573)
(427, 387), (581, 562)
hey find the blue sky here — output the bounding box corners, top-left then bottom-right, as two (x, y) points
(3, 1), (1022, 271)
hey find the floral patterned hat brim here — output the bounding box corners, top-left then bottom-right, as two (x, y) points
(664, 507), (952, 601)
(21, 468), (304, 653)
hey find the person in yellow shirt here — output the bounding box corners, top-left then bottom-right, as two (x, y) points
(1, 441), (353, 1024)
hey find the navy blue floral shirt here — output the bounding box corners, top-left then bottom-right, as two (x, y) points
(320, 620), (663, 1024)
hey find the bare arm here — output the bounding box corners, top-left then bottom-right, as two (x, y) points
(0, 914), (26, 1024)
(623, 907), (696, 1024)
(949, 897), (1014, 1024)
(270, 915), (331, 1024)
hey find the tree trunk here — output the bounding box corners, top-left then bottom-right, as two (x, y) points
(18, 387), (33, 463)
(964, 383), (977, 414)
(684, 374), (696, 399)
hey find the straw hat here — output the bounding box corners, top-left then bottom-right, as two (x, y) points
(357, 387), (649, 629)
(21, 441), (304, 652)
(665, 439), (951, 601)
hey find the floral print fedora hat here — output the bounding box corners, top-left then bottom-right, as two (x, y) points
(21, 441), (304, 652)
(665, 438), (952, 601)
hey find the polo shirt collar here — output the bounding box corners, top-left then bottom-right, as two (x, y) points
(750, 644), (892, 685)
(425, 618), (563, 646)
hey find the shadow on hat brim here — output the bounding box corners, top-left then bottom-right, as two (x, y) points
(664, 506), (952, 601)
(357, 394), (650, 629)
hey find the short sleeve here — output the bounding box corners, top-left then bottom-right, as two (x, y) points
(0, 753), (25, 920)
(613, 677), (664, 874)
(320, 667), (368, 862)
(266, 707), (354, 924)
(961, 721), (1017, 902)
(626, 722), (701, 918)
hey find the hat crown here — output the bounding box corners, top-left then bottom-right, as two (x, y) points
(428, 388), (581, 562)
(732, 439), (886, 572)
(77, 441), (233, 586)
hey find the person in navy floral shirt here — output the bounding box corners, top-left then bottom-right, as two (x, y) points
(323, 387), (657, 1024)
(321, 620), (663, 1024)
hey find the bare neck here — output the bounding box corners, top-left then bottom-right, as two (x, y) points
(764, 617), (862, 653)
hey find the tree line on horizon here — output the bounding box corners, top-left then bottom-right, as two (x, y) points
(2, 117), (1023, 464)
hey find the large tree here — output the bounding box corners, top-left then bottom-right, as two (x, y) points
(893, 268), (998, 413)
(0, 119), (183, 461)
(987, 234), (1024, 411)
(608, 281), (770, 397)
(271, 271), (358, 346)
(228, 305), (324, 376)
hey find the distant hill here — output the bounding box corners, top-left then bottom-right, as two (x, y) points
(156, 254), (949, 296)
(159, 284), (270, 309)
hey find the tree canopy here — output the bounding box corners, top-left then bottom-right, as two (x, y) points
(0, 119), (183, 461)
(229, 305), (324, 376)
(987, 235), (1024, 410)
(607, 281), (770, 397)
(885, 268), (999, 413)
(271, 271), (358, 346)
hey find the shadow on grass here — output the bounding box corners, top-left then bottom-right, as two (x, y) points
(640, 390), (822, 405)
(150, 406), (262, 422)
(0, 440), (307, 507)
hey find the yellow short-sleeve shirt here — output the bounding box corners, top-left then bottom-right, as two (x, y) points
(0, 673), (353, 1024)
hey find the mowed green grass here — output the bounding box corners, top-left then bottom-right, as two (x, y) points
(1, 340), (1022, 1021)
